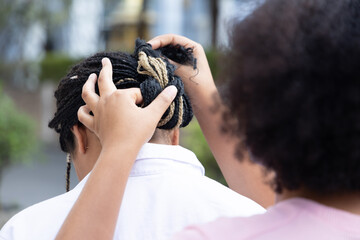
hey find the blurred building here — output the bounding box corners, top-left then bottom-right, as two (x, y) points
(2, 0), (260, 143)
(105, 0), (211, 51)
(45, 0), (105, 57)
(105, 0), (153, 51)
(5, 0), (258, 66)
(104, 0), (258, 51)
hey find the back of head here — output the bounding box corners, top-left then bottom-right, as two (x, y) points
(224, 0), (360, 193)
(49, 39), (195, 153)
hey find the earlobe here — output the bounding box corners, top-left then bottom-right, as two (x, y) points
(71, 125), (88, 154)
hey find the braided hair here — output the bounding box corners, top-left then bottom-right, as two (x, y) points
(49, 38), (195, 153)
(48, 39), (196, 191)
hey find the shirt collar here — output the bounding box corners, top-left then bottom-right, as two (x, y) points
(131, 143), (205, 176)
(73, 143), (205, 192)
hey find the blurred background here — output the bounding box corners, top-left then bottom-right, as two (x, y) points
(0, 0), (260, 226)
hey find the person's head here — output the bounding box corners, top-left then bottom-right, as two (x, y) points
(224, 0), (360, 195)
(49, 39), (195, 187)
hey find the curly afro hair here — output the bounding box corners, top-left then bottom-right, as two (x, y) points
(223, 0), (360, 193)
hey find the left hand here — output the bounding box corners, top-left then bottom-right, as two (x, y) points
(77, 58), (178, 150)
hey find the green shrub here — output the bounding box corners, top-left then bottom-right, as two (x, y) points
(40, 52), (79, 82)
(0, 83), (37, 169)
(205, 49), (220, 80)
(181, 50), (225, 185)
(182, 120), (227, 185)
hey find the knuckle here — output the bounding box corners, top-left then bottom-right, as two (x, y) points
(160, 93), (172, 103)
(81, 90), (88, 99)
(77, 109), (83, 120)
(193, 42), (202, 51)
(114, 90), (123, 97)
(82, 83), (87, 92)
(112, 90), (124, 100)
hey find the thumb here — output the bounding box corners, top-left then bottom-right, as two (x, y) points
(145, 85), (178, 121)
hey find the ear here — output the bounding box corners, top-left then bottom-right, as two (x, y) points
(71, 124), (88, 154)
(171, 128), (180, 145)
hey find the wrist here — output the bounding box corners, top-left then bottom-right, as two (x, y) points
(102, 140), (142, 155)
(103, 136), (143, 153)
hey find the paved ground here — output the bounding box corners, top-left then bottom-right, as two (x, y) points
(0, 144), (79, 227)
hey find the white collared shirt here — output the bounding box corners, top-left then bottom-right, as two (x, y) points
(0, 143), (265, 240)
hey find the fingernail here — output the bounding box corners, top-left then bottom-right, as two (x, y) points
(164, 85), (178, 99)
(147, 40), (156, 49)
(102, 58), (109, 65)
(89, 73), (96, 79)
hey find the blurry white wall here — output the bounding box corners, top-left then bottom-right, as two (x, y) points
(148, 0), (260, 48)
(149, 0), (211, 48)
(67, 0), (105, 57)
(217, 0), (262, 47)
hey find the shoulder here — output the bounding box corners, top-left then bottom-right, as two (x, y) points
(192, 176), (266, 217)
(172, 217), (251, 240)
(172, 212), (283, 240)
(172, 201), (302, 240)
(0, 190), (77, 240)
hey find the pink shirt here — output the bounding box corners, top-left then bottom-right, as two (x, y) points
(173, 198), (360, 240)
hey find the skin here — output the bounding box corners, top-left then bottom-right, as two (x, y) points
(55, 58), (178, 240)
(71, 34), (275, 207)
(71, 123), (179, 181)
(148, 35), (275, 208)
(56, 35), (360, 240)
(55, 36), (275, 239)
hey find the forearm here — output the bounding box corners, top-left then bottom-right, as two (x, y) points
(148, 34), (275, 207)
(191, 83), (274, 208)
(56, 144), (140, 240)
(55, 58), (177, 239)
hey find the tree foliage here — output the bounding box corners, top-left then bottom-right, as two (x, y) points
(0, 82), (37, 169)
(182, 120), (227, 185)
(40, 53), (79, 82)
(0, 0), (73, 87)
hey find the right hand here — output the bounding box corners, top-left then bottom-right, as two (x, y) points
(150, 35), (275, 207)
(148, 34), (216, 107)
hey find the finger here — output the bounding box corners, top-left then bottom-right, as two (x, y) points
(148, 34), (197, 50)
(77, 105), (94, 131)
(145, 85), (178, 120)
(123, 88), (144, 105)
(98, 58), (116, 96)
(168, 58), (180, 68)
(82, 73), (99, 110)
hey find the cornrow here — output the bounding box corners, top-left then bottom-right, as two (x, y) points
(48, 39), (196, 191)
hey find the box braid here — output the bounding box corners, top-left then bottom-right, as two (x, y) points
(48, 39), (196, 191)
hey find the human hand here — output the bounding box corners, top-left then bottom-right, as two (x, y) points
(77, 58), (178, 150)
(148, 34), (216, 107)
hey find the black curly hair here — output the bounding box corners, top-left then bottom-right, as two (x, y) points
(49, 39), (195, 154)
(223, 0), (360, 193)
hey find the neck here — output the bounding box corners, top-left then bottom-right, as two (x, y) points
(276, 189), (360, 214)
(75, 139), (176, 182)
